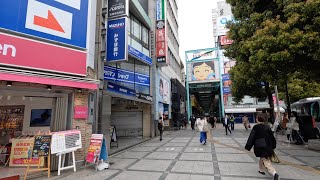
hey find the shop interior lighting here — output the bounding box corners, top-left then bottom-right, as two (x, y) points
(6, 81), (12, 87)
(47, 85), (52, 91)
(78, 88), (82, 93)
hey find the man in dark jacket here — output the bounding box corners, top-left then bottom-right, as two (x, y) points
(245, 115), (279, 180)
(190, 115), (196, 130)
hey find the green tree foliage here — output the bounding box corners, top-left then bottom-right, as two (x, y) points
(225, 0), (320, 100)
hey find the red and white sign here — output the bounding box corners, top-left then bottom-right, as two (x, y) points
(0, 32), (86, 76)
(74, 106), (88, 119)
(220, 35), (233, 46)
(156, 29), (165, 42)
(156, 42), (166, 57)
(26, 0), (72, 39)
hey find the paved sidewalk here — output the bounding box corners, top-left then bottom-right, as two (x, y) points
(30, 124), (320, 180)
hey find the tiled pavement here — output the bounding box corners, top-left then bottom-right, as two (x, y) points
(31, 124), (320, 180)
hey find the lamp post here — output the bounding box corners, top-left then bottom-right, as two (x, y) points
(285, 79), (291, 116)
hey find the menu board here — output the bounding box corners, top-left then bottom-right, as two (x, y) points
(9, 138), (43, 167)
(0, 105), (24, 132)
(86, 134), (103, 164)
(32, 135), (51, 157)
(51, 130), (82, 154)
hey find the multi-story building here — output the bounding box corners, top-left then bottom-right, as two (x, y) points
(154, 0), (186, 129)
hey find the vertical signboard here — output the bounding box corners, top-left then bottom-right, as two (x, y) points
(107, 18), (128, 62)
(108, 0), (129, 19)
(156, 0), (167, 64)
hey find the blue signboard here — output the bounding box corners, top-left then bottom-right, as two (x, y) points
(0, 0), (88, 48)
(104, 66), (150, 87)
(222, 74), (230, 81)
(107, 18), (127, 62)
(128, 45), (152, 66)
(223, 87), (231, 94)
(135, 73), (150, 86)
(107, 82), (136, 96)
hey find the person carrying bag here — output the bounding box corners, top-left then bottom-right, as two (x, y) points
(245, 115), (280, 180)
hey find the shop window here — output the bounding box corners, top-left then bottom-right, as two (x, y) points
(135, 59), (150, 75)
(117, 58), (134, 71)
(129, 15), (149, 50)
(135, 84), (150, 95)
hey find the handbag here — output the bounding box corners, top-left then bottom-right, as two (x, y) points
(203, 125), (209, 133)
(254, 138), (267, 148)
(270, 151), (280, 163)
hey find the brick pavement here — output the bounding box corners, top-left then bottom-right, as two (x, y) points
(30, 124), (320, 180)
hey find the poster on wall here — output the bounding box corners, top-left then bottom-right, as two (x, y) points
(9, 138), (43, 167)
(159, 76), (169, 103)
(190, 61), (217, 81)
(51, 130), (82, 154)
(86, 134), (103, 164)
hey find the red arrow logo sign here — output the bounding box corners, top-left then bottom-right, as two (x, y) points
(34, 10), (65, 33)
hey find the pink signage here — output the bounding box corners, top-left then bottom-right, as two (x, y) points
(74, 106), (88, 119)
(220, 35), (234, 46)
(0, 32), (86, 76)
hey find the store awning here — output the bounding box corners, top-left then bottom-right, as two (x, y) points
(225, 108), (257, 113)
(0, 72), (99, 90)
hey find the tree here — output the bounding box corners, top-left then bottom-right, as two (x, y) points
(225, 0), (320, 103)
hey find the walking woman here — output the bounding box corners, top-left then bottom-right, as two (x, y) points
(196, 116), (208, 145)
(245, 115), (279, 180)
(158, 117), (164, 141)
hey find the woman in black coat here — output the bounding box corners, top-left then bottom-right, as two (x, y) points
(245, 115), (279, 180)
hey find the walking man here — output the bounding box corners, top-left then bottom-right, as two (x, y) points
(190, 114), (196, 130)
(158, 117), (164, 141)
(230, 114), (235, 130)
(224, 115), (232, 135)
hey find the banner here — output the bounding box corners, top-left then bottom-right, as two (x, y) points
(107, 18), (128, 62)
(9, 138), (43, 166)
(185, 48), (218, 62)
(158, 76), (170, 103)
(190, 61), (217, 81)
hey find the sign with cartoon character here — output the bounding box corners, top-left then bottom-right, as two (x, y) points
(191, 61), (216, 81)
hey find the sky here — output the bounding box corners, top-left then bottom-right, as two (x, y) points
(177, 0), (218, 62)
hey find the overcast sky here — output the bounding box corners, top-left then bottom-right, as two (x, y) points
(177, 0), (218, 62)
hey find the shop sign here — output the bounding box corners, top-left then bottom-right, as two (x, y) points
(222, 74), (230, 81)
(0, 32), (86, 76)
(156, 0), (165, 21)
(156, 18), (167, 64)
(74, 106), (88, 119)
(216, 15), (234, 36)
(9, 138), (43, 167)
(32, 135), (51, 157)
(104, 66), (150, 87)
(220, 35), (233, 46)
(51, 130), (82, 154)
(107, 17), (128, 62)
(107, 82), (136, 96)
(186, 48), (218, 62)
(223, 86), (231, 94)
(86, 134), (103, 164)
(137, 93), (153, 102)
(108, 0), (129, 19)
(0, 0), (89, 48)
(128, 45), (152, 65)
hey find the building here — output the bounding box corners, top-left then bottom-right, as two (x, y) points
(0, 0), (99, 169)
(98, 0), (155, 150)
(155, 0), (186, 129)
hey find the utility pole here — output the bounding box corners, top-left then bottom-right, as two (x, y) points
(285, 80), (291, 116)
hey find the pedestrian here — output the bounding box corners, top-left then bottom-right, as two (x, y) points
(190, 114), (196, 130)
(213, 116), (217, 128)
(230, 114), (235, 130)
(158, 116), (164, 141)
(242, 115), (250, 130)
(281, 113), (289, 130)
(196, 116), (208, 144)
(224, 115), (232, 135)
(183, 116), (187, 129)
(245, 115), (279, 180)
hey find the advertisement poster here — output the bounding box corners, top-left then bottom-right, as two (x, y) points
(9, 138), (43, 166)
(191, 61), (216, 81)
(32, 135), (51, 157)
(51, 130), (82, 154)
(159, 76), (169, 103)
(86, 134), (103, 164)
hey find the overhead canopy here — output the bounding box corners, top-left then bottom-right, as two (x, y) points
(225, 108), (257, 113)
